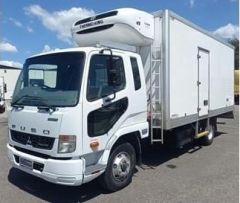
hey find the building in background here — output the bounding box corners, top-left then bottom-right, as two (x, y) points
(0, 64), (21, 110)
(235, 70), (239, 104)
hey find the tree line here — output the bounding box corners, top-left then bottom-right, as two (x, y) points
(229, 38), (239, 70)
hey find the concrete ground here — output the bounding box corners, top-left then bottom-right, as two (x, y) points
(0, 107), (238, 203)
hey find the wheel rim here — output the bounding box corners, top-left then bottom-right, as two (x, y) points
(207, 126), (214, 140)
(112, 152), (131, 182)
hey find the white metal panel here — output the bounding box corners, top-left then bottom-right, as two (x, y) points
(8, 106), (85, 158)
(169, 18), (198, 119)
(198, 50), (209, 116)
(72, 8), (154, 47)
(168, 16), (234, 119)
(0, 69), (21, 100)
(0, 77), (4, 99)
(209, 44), (234, 109)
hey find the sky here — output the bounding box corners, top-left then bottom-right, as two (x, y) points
(0, 0), (239, 68)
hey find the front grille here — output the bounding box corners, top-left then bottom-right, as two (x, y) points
(11, 130), (55, 150)
(14, 146), (50, 159)
(74, 10), (118, 26)
(76, 24), (114, 35)
(13, 146), (72, 160)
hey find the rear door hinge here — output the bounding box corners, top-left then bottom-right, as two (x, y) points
(197, 107), (201, 112)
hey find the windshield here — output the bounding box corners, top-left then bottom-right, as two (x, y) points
(12, 52), (85, 107)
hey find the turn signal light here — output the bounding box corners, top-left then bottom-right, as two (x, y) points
(90, 141), (99, 149)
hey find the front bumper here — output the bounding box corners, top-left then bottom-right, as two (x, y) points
(7, 144), (85, 186)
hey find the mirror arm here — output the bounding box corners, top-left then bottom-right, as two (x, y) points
(99, 48), (113, 55)
(100, 48), (117, 103)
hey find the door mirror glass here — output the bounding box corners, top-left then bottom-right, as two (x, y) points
(4, 84), (7, 93)
(107, 56), (123, 87)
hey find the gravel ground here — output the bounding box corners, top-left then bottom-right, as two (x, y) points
(0, 106), (238, 203)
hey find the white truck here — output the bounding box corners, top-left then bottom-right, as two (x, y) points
(7, 8), (234, 191)
(0, 65), (21, 112)
(0, 76), (5, 113)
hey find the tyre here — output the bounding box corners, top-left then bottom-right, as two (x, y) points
(99, 142), (136, 192)
(0, 105), (5, 114)
(199, 123), (215, 146)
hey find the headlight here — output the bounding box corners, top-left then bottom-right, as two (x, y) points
(58, 135), (76, 153)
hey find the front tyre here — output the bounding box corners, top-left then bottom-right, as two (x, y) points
(99, 142), (136, 192)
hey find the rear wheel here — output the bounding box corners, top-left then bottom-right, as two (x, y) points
(99, 142), (136, 192)
(199, 123), (215, 146)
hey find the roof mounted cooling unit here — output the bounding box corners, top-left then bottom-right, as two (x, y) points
(72, 8), (154, 47)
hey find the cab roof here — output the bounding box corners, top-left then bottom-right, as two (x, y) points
(29, 46), (139, 59)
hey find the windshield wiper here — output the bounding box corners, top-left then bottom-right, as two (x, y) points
(11, 95), (56, 112)
(37, 104), (56, 112)
(11, 95), (34, 107)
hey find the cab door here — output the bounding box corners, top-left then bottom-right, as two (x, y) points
(82, 51), (129, 156)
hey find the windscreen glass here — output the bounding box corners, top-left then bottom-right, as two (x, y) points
(12, 52), (85, 107)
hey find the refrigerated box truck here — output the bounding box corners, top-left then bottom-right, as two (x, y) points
(7, 8), (234, 191)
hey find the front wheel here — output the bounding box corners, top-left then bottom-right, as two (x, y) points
(99, 142), (136, 192)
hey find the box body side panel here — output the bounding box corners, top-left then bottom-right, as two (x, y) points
(168, 13), (234, 128)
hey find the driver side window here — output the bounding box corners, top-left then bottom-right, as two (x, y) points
(87, 54), (126, 101)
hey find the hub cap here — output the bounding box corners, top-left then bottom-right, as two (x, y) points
(112, 152), (131, 182)
(208, 126), (214, 140)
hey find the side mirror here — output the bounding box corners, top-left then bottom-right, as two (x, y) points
(107, 58), (121, 87)
(4, 83), (7, 93)
(107, 67), (120, 87)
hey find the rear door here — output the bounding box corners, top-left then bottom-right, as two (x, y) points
(198, 48), (210, 117)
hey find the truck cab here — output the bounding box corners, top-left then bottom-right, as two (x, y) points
(7, 46), (148, 190)
(7, 8), (154, 191)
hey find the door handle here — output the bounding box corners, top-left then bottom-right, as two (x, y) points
(203, 100), (208, 106)
(102, 98), (112, 107)
(102, 95), (116, 107)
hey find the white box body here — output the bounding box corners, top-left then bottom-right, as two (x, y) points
(141, 10), (234, 129)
